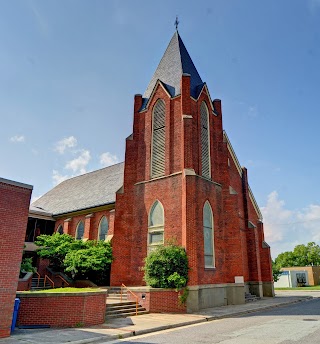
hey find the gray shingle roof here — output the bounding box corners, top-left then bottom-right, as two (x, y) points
(143, 31), (203, 101)
(32, 162), (124, 216)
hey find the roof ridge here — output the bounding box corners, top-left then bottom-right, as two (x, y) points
(57, 161), (125, 184)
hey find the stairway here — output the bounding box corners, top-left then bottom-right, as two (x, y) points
(245, 292), (260, 302)
(106, 287), (148, 318)
(30, 277), (53, 291)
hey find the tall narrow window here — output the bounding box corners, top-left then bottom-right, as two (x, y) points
(98, 216), (109, 241)
(151, 99), (166, 178)
(57, 225), (63, 234)
(148, 200), (164, 251)
(200, 101), (211, 178)
(203, 201), (214, 267)
(76, 221), (84, 240)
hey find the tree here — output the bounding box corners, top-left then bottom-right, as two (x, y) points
(35, 233), (79, 270)
(64, 241), (113, 279)
(272, 260), (282, 282)
(35, 233), (113, 282)
(274, 242), (320, 269)
(19, 257), (36, 278)
(143, 244), (189, 289)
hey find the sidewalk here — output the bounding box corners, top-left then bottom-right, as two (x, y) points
(1, 291), (315, 344)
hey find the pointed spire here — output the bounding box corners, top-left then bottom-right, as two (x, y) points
(143, 31), (203, 100)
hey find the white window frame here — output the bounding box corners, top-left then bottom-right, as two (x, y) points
(203, 201), (215, 268)
(148, 200), (164, 251)
(98, 216), (109, 241)
(76, 220), (84, 240)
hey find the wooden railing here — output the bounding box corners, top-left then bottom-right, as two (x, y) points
(121, 283), (138, 315)
(56, 274), (70, 287)
(44, 275), (55, 289)
(35, 271), (41, 288)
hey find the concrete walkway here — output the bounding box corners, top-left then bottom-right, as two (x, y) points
(1, 291), (317, 344)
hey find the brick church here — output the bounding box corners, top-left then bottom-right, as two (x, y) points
(30, 30), (274, 310)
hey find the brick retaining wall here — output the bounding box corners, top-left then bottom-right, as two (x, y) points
(16, 291), (107, 327)
(127, 288), (186, 313)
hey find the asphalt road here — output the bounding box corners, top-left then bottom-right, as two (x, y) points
(107, 297), (320, 344)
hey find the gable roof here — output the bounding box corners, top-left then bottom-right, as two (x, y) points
(32, 162), (124, 216)
(143, 31), (204, 101)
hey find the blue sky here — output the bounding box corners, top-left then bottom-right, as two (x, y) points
(1, 0), (320, 257)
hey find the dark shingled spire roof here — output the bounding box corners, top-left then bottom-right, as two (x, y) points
(143, 31), (204, 100)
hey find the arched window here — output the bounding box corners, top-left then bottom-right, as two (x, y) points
(57, 225), (63, 234)
(148, 200), (164, 250)
(151, 99), (166, 178)
(98, 216), (109, 241)
(200, 101), (211, 179)
(203, 201), (214, 267)
(76, 221), (84, 240)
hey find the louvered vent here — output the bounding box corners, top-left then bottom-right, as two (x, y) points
(151, 100), (166, 178)
(201, 102), (211, 178)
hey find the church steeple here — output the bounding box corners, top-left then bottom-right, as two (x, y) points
(143, 32), (204, 100)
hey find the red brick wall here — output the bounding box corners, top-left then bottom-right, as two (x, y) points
(110, 75), (273, 288)
(17, 274), (32, 291)
(54, 209), (115, 241)
(17, 292), (106, 327)
(0, 179), (32, 338)
(127, 289), (186, 313)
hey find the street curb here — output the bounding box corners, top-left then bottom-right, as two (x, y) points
(41, 296), (315, 344)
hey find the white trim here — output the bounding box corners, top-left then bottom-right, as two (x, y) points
(248, 186), (263, 220)
(0, 177), (33, 190)
(223, 131), (243, 177)
(98, 215), (109, 241)
(75, 220), (85, 240)
(142, 80), (172, 111)
(203, 201), (215, 268)
(148, 200), (165, 248)
(196, 84), (214, 112)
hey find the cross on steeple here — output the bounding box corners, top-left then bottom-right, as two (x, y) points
(174, 16), (179, 31)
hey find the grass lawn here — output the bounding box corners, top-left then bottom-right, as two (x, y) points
(275, 286), (320, 290)
(23, 287), (102, 293)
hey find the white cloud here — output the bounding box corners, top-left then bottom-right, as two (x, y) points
(99, 152), (119, 167)
(54, 136), (77, 154)
(261, 191), (292, 244)
(10, 135), (25, 143)
(261, 191), (320, 258)
(52, 170), (69, 185)
(65, 150), (91, 174)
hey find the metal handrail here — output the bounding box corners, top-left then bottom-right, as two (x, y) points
(44, 275), (55, 289)
(56, 274), (70, 287)
(35, 271), (41, 288)
(121, 283), (138, 315)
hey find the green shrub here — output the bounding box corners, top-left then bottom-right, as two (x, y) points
(20, 257), (36, 278)
(35, 233), (113, 283)
(143, 244), (188, 289)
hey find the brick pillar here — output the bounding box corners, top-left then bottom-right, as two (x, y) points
(0, 178), (32, 338)
(84, 214), (93, 240)
(108, 210), (115, 235)
(63, 218), (72, 235)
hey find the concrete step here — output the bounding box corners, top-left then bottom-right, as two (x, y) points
(245, 292), (260, 302)
(105, 301), (147, 318)
(106, 310), (149, 319)
(107, 301), (136, 309)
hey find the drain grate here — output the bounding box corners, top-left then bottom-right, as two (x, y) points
(303, 319), (318, 321)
